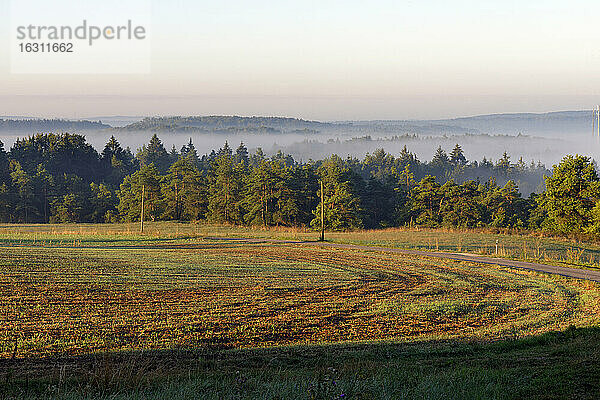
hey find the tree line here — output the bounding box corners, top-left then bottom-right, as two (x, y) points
(0, 132), (598, 235)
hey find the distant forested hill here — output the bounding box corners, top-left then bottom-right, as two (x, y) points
(116, 116), (484, 136)
(114, 110), (595, 137)
(117, 116), (330, 134)
(428, 110), (595, 136)
(2, 110), (594, 137)
(343, 110), (596, 136)
(0, 118), (110, 132)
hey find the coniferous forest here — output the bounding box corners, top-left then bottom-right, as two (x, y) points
(1, 132), (599, 234)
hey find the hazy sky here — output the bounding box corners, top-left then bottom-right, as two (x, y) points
(1, 0), (600, 120)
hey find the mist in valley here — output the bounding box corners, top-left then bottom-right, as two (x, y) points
(1, 128), (596, 169)
(1, 111), (599, 198)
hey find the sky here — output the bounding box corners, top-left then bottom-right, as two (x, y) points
(1, 0), (600, 120)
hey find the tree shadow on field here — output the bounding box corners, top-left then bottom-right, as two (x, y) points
(1, 326), (599, 399)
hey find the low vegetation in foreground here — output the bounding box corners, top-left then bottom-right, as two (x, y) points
(1, 225), (600, 398)
(3, 327), (600, 399)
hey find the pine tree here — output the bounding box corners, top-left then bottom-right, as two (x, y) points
(0, 141), (11, 222)
(88, 182), (117, 223)
(33, 165), (53, 223)
(449, 144), (467, 165)
(50, 174), (90, 223)
(137, 134), (171, 173)
(162, 157), (205, 220)
(101, 136), (137, 187)
(101, 136), (123, 161)
(207, 152), (244, 223)
(243, 159), (282, 226)
(9, 161), (37, 223)
(278, 165), (319, 226)
(169, 145), (179, 164)
(250, 148), (266, 167)
(439, 180), (482, 227)
(217, 141), (233, 158)
(117, 164), (163, 222)
(311, 156), (363, 231)
(410, 176), (442, 227)
(362, 177), (396, 228)
(235, 142), (249, 166)
(539, 155), (600, 233)
(180, 138), (199, 165)
(0, 140), (11, 186)
(496, 152), (511, 173)
(430, 146), (451, 179)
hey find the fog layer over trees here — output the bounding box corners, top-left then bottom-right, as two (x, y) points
(1, 112), (597, 169)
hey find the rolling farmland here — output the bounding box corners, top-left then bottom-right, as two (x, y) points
(3, 238), (600, 356)
(2, 224), (600, 398)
